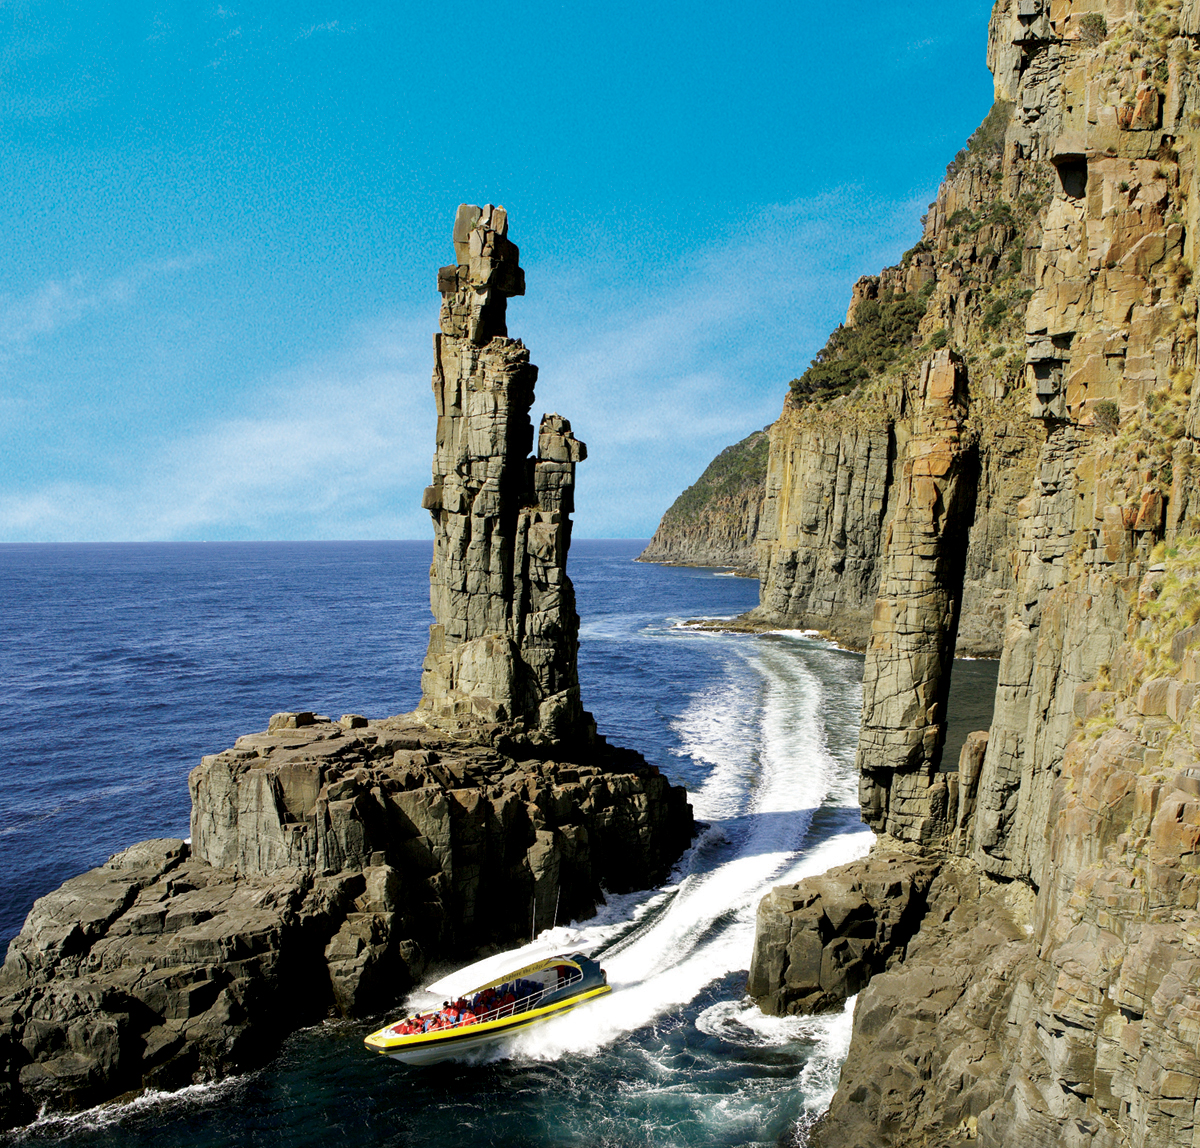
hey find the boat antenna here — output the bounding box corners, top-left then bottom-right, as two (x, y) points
(531, 894), (536, 944)
(552, 887), (560, 931)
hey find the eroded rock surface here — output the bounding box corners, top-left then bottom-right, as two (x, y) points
(0, 206), (693, 1130)
(750, 2), (1200, 1145)
(806, 867), (1034, 1148)
(746, 851), (941, 1018)
(0, 718), (691, 1127)
(856, 351), (976, 845)
(420, 203), (591, 741)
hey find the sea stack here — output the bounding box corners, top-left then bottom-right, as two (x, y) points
(419, 203), (592, 743)
(0, 205), (693, 1130)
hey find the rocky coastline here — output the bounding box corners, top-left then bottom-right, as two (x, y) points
(0, 206), (693, 1130)
(637, 427), (769, 573)
(743, 0), (1200, 1145)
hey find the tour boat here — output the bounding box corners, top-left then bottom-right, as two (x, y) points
(364, 952), (611, 1066)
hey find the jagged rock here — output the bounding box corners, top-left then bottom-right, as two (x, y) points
(751, 314), (1040, 660)
(420, 203), (591, 742)
(806, 866), (1034, 1148)
(752, 416), (894, 649)
(189, 716), (691, 944)
(0, 720), (692, 1129)
(0, 206), (693, 1130)
(751, 2), (1200, 1145)
(0, 840), (318, 1125)
(952, 730), (989, 855)
(746, 851), (941, 1017)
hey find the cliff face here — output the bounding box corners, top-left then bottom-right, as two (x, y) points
(0, 207), (693, 1130)
(637, 428), (769, 571)
(750, 1), (1200, 1145)
(420, 204), (592, 740)
(753, 126), (1047, 655)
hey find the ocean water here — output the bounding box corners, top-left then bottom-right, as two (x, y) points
(1, 539), (880, 1147)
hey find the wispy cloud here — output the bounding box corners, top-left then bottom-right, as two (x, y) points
(522, 188), (926, 534)
(295, 20), (353, 41)
(0, 318), (434, 542)
(0, 258), (204, 358)
(0, 188), (926, 542)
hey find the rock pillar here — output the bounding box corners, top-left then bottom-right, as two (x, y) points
(856, 350), (976, 844)
(420, 204), (592, 742)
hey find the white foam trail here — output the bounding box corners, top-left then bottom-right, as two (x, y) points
(503, 640), (867, 1062)
(797, 996), (858, 1115)
(18, 1074), (248, 1136)
(404, 627), (872, 1088)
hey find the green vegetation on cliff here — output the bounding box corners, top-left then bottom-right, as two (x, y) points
(789, 282), (935, 401)
(662, 427), (770, 523)
(945, 99), (1014, 181)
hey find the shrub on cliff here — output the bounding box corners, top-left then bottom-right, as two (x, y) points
(790, 282), (935, 400)
(945, 100), (1014, 179)
(1080, 13), (1108, 47)
(1093, 400), (1120, 433)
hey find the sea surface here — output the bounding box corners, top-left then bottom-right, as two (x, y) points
(0, 540), (995, 1147)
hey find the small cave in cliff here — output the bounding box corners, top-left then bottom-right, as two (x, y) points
(1054, 156), (1087, 200)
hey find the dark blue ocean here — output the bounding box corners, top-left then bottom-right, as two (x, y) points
(0, 540), (994, 1146)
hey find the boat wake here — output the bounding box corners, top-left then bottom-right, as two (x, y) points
(422, 630), (871, 1081)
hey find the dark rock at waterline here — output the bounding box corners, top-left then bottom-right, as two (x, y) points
(0, 717), (692, 1128)
(747, 851), (940, 1017)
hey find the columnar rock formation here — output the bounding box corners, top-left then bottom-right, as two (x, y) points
(856, 350), (975, 844)
(0, 206), (693, 1130)
(420, 204), (591, 740)
(748, 1), (1200, 1145)
(753, 420), (895, 648)
(750, 291), (1043, 656)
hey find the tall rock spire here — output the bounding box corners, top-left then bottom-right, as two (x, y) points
(419, 204), (592, 743)
(856, 349), (976, 845)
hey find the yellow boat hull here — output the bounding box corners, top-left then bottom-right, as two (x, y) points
(365, 984), (612, 1065)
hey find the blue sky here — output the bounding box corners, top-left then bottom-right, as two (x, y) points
(1, 0), (997, 541)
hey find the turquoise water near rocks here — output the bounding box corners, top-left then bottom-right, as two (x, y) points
(1, 540), (881, 1146)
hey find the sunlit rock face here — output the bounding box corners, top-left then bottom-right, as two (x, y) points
(750, 1), (1200, 1145)
(855, 349), (975, 846)
(420, 203), (593, 745)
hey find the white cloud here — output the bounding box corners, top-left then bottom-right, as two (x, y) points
(296, 20), (351, 40)
(0, 318), (434, 542)
(0, 258), (203, 358)
(0, 187), (927, 542)
(521, 189), (926, 535)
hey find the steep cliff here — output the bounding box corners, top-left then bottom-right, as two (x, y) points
(637, 427), (769, 571)
(0, 207), (693, 1130)
(752, 104), (1047, 655)
(750, 0), (1200, 1145)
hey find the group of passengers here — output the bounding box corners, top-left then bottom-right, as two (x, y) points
(391, 979), (543, 1036)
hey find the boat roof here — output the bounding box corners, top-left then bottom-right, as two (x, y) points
(425, 947), (585, 998)
(471, 955), (582, 994)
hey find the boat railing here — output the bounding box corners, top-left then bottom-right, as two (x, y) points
(434, 968), (584, 1031)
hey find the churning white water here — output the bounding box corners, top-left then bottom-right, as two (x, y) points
(427, 627), (871, 1105)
